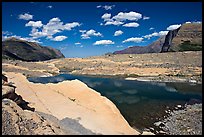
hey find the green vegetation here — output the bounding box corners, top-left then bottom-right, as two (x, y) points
(178, 41), (202, 51)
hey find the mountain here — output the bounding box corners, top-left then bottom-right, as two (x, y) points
(113, 23), (202, 54)
(161, 23), (202, 52)
(114, 36), (165, 54)
(2, 37), (65, 61)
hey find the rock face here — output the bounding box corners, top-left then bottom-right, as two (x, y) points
(2, 37), (65, 61)
(161, 27), (180, 52)
(113, 36), (165, 54)
(2, 99), (65, 135)
(161, 23), (202, 52)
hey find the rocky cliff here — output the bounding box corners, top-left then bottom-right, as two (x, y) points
(162, 23), (202, 52)
(2, 37), (65, 61)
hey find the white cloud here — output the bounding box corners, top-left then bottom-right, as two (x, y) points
(2, 31), (13, 35)
(104, 5), (115, 10)
(185, 21), (191, 24)
(80, 29), (102, 39)
(159, 31), (168, 36)
(47, 5), (53, 8)
(101, 11), (142, 27)
(64, 22), (81, 30)
(143, 16), (150, 20)
(2, 35), (41, 43)
(93, 40), (114, 45)
(52, 36), (67, 41)
(143, 31), (168, 39)
(25, 21), (43, 28)
(26, 17), (80, 40)
(18, 13), (33, 20)
(114, 30), (123, 36)
(122, 37), (144, 43)
(104, 20), (124, 26)
(97, 5), (115, 10)
(112, 11), (142, 21)
(101, 13), (112, 21)
(149, 27), (154, 30)
(123, 22), (139, 27)
(167, 24), (181, 30)
(75, 42), (81, 45)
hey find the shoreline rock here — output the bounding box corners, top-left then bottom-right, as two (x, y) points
(3, 72), (140, 135)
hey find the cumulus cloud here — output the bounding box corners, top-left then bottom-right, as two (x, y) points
(26, 17), (80, 41)
(114, 30), (123, 36)
(101, 11), (142, 27)
(101, 13), (112, 21)
(143, 31), (168, 39)
(104, 20), (124, 26)
(52, 36), (67, 41)
(123, 22), (139, 27)
(143, 16), (150, 20)
(25, 21), (43, 28)
(158, 31), (169, 36)
(18, 13), (33, 20)
(80, 29), (102, 39)
(122, 37), (144, 43)
(167, 24), (181, 30)
(93, 40), (114, 45)
(112, 11), (142, 21)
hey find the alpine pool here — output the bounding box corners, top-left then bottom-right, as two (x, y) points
(28, 74), (202, 131)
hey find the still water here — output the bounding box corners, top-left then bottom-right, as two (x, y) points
(28, 74), (202, 131)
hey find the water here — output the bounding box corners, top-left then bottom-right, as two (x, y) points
(28, 74), (202, 131)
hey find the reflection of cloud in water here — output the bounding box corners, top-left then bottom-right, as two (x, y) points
(113, 81), (123, 87)
(165, 86), (177, 92)
(122, 89), (138, 95)
(116, 96), (140, 104)
(149, 82), (166, 87)
(54, 76), (66, 82)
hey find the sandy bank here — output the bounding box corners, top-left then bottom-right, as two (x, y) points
(4, 72), (139, 135)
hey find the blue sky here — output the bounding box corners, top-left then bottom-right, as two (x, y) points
(2, 2), (202, 58)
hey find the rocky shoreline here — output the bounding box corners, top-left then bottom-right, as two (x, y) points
(153, 103), (202, 135)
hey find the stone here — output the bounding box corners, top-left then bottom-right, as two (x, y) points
(141, 131), (155, 135)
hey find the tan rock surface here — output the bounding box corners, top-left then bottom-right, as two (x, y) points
(4, 72), (139, 135)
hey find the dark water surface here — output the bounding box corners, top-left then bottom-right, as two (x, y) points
(28, 74), (202, 131)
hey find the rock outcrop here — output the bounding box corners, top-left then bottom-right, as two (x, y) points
(2, 99), (65, 135)
(2, 74), (65, 135)
(4, 72), (140, 135)
(2, 37), (65, 61)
